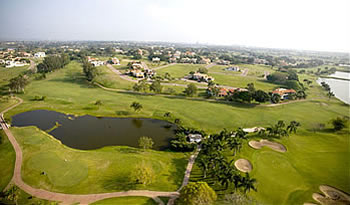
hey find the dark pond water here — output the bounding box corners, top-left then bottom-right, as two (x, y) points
(12, 110), (177, 150)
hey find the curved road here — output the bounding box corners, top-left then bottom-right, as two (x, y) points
(0, 97), (201, 205)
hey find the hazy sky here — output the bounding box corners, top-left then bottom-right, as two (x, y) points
(0, 0), (349, 52)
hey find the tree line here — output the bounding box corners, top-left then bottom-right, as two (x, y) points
(37, 53), (70, 73)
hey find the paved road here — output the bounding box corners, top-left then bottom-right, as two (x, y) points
(28, 60), (35, 71)
(205, 63), (216, 69)
(0, 97), (202, 205)
(264, 71), (270, 79)
(152, 63), (177, 70)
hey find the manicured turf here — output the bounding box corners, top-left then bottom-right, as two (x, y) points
(156, 64), (205, 78)
(190, 129), (350, 204)
(91, 196), (156, 205)
(94, 65), (134, 90)
(0, 130), (16, 191)
(12, 126), (188, 194)
(0, 61), (349, 204)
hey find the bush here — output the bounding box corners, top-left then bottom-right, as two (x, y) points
(331, 117), (348, 131)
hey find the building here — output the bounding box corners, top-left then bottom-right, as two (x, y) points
(272, 88), (296, 99)
(130, 69), (144, 78)
(5, 59), (28, 68)
(216, 59), (230, 65)
(199, 58), (211, 64)
(188, 134), (202, 143)
(190, 72), (214, 82)
(111, 57), (120, 65)
(225, 66), (240, 72)
(169, 57), (177, 63)
(34, 52), (46, 58)
(90, 60), (104, 67)
(152, 57), (160, 63)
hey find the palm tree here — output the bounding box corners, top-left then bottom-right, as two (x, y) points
(327, 91), (335, 99)
(228, 137), (242, 156)
(197, 155), (210, 178)
(235, 128), (247, 140)
(239, 173), (257, 194)
(130, 102), (143, 112)
(163, 112), (172, 118)
(287, 121), (301, 133)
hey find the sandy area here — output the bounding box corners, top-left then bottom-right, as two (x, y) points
(248, 139), (287, 152)
(234, 159), (252, 173)
(311, 185), (350, 205)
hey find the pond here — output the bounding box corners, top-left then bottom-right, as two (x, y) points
(11, 110), (177, 150)
(317, 71), (350, 104)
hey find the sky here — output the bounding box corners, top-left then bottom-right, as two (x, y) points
(0, 0), (349, 52)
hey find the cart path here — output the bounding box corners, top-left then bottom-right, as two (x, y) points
(0, 97), (202, 205)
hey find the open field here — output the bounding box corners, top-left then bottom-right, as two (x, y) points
(0, 61), (349, 204)
(11, 126), (187, 194)
(0, 130), (16, 191)
(156, 64), (205, 78)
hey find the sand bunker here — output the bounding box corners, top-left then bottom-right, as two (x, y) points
(248, 139), (287, 152)
(234, 159), (252, 173)
(310, 185), (350, 205)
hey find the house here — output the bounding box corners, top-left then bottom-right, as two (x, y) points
(169, 57), (177, 63)
(185, 51), (196, 57)
(225, 66), (240, 72)
(144, 68), (156, 78)
(5, 59), (28, 68)
(180, 57), (197, 64)
(216, 59), (230, 65)
(90, 60), (104, 67)
(243, 127), (265, 133)
(152, 57), (160, 63)
(199, 58), (211, 64)
(131, 62), (143, 69)
(34, 52), (46, 58)
(111, 57), (120, 65)
(191, 72), (214, 82)
(188, 134), (202, 143)
(130, 69), (144, 78)
(272, 88), (296, 99)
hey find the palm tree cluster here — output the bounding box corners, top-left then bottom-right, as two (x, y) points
(197, 129), (257, 193)
(259, 120), (301, 138)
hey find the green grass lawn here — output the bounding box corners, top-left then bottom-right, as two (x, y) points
(210, 72), (280, 91)
(0, 61), (349, 204)
(91, 196), (156, 205)
(94, 65), (134, 90)
(190, 128), (350, 205)
(0, 131), (16, 191)
(156, 64), (205, 79)
(11, 126), (187, 194)
(0, 66), (29, 95)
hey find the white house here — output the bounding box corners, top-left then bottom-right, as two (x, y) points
(111, 57), (120, 65)
(152, 57), (160, 63)
(5, 60), (28, 68)
(225, 66), (240, 72)
(90, 60), (104, 67)
(188, 134), (202, 143)
(34, 52), (46, 58)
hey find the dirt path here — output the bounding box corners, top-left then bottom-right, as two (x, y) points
(0, 97), (202, 205)
(152, 63), (177, 70)
(28, 60), (35, 71)
(262, 99), (307, 107)
(205, 63), (216, 69)
(263, 71), (270, 79)
(241, 69), (249, 76)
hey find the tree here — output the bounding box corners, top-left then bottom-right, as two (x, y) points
(82, 59), (98, 81)
(331, 117), (347, 131)
(130, 101), (143, 112)
(287, 121), (301, 133)
(133, 80), (149, 93)
(197, 67), (208, 74)
(131, 161), (155, 185)
(327, 91), (335, 99)
(271, 94), (281, 104)
(138, 136), (154, 150)
(150, 79), (163, 93)
(164, 112), (172, 118)
(254, 90), (270, 103)
(246, 83), (255, 95)
(4, 186), (19, 205)
(184, 83), (198, 97)
(9, 74), (29, 93)
(177, 182), (217, 205)
(238, 173), (257, 194)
